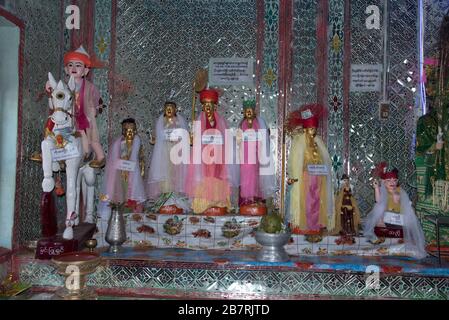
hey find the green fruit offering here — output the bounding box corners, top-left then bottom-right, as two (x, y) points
(260, 213), (283, 233)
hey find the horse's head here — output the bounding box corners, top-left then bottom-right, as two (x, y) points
(48, 72), (76, 126)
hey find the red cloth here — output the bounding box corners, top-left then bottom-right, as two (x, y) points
(45, 118), (55, 132)
(75, 80), (90, 131)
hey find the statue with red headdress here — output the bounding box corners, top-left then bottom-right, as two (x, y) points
(364, 163), (427, 259)
(286, 104), (335, 242)
(52, 46), (106, 168)
(185, 89), (238, 215)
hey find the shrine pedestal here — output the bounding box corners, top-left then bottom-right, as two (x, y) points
(35, 223), (96, 260)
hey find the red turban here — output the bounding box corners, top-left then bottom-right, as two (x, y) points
(64, 51), (92, 68)
(302, 116), (319, 128)
(200, 89), (219, 103)
(382, 168), (399, 180)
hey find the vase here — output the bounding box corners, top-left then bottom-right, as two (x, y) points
(105, 206), (127, 254)
(255, 230), (291, 262)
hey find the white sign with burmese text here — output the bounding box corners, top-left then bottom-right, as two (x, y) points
(209, 58), (254, 86)
(350, 64), (382, 92)
(307, 164), (328, 176)
(202, 134), (224, 145)
(51, 144), (80, 161)
(116, 159), (136, 172)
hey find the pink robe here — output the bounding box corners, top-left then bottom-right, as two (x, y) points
(75, 79), (104, 160)
(240, 118), (262, 204)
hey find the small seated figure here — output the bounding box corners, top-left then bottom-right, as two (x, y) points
(237, 100), (276, 215)
(185, 89), (238, 215)
(147, 101), (190, 213)
(100, 118), (146, 210)
(364, 165), (427, 259)
(334, 174), (360, 245)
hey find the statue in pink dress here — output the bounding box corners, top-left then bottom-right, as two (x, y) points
(100, 118), (146, 210)
(237, 100), (276, 216)
(147, 101), (190, 213)
(185, 89), (238, 215)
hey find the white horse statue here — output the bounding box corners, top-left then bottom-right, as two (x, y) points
(41, 72), (96, 240)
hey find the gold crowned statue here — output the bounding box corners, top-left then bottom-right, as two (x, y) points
(286, 104), (335, 243)
(147, 101), (190, 213)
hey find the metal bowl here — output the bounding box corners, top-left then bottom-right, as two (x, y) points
(255, 230), (291, 262)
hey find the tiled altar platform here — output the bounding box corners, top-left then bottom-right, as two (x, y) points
(13, 247), (449, 300)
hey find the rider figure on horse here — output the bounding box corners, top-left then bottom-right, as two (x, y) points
(46, 46), (105, 168)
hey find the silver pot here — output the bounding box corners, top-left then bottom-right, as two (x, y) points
(255, 230), (291, 262)
(105, 207), (127, 254)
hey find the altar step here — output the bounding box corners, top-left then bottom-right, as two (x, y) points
(13, 249), (449, 300)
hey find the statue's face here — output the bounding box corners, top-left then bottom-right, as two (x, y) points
(122, 123), (136, 141)
(64, 60), (89, 80)
(244, 108), (256, 121)
(305, 127), (317, 138)
(164, 104), (177, 118)
(202, 100), (215, 117)
(384, 178), (398, 193)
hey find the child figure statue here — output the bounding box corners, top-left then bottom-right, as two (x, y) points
(147, 101), (190, 213)
(333, 174), (360, 245)
(364, 164), (427, 259)
(237, 100), (276, 216)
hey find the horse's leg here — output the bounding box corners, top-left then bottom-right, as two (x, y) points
(82, 166), (96, 224)
(62, 141), (82, 240)
(75, 166), (83, 223)
(41, 139), (55, 192)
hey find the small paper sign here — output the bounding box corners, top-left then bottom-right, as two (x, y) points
(202, 134), (224, 145)
(307, 164), (328, 176)
(116, 159), (136, 172)
(350, 64), (382, 92)
(383, 211), (404, 226)
(51, 144), (80, 161)
(164, 128), (184, 142)
(243, 131), (261, 142)
(208, 57), (255, 86)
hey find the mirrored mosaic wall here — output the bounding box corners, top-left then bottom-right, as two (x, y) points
(0, 0), (65, 244)
(110, 0), (258, 168)
(348, 0), (419, 215)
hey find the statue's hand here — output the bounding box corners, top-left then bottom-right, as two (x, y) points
(436, 142), (444, 150)
(287, 178), (298, 185)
